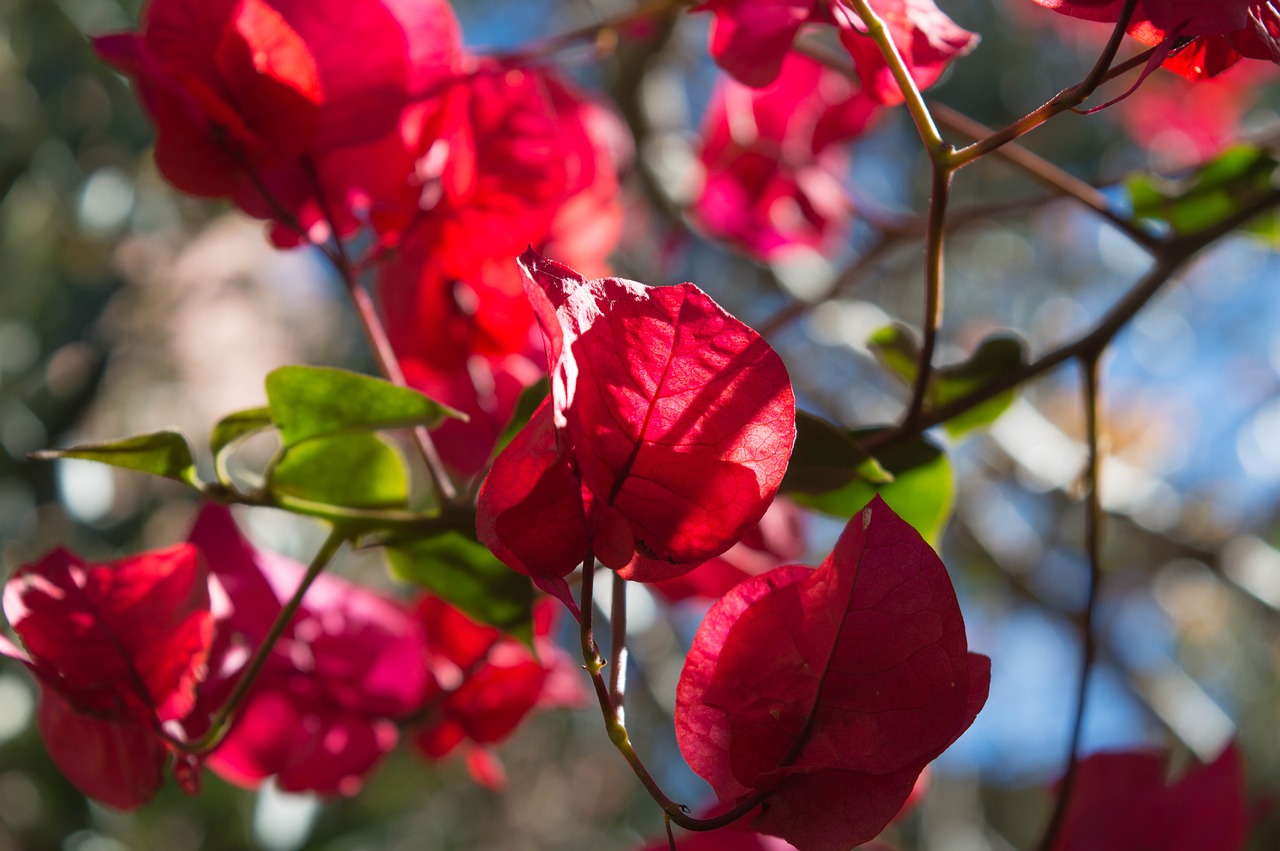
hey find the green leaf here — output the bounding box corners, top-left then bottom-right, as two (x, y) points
(388, 530), (535, 640)
(210, 407), (273, 459)
(265, 365), (467, 449)
(32, 431), (201, 489)
(491, 377), (550, 460)
(781, 411), (892, 494)
(267, 432), (409, 509)
(1126, 144), (1280, 237)
(866, 324), (918, 387)
(934, 334), (1025, 438)
(868, 325), (1025, 437)
(790, 429), (953, 545)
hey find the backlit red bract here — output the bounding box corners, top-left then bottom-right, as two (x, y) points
(477, 250), (796, 584)
(1, 546), (214, 809)
(676, 496), (989, 851)
(94, 0), (462, 242)
(698, 0), (977, 103)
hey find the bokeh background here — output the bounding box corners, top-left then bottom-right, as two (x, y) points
(2, 0), (1280, 848)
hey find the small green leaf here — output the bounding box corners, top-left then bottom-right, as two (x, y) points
(491, 378), (550, 460)
(791, 429), (953, 545)
(388, 530), (535, 640)
(265, 366), (467, 449)
(267, 433), (409, 509)
(868, 325), (1025, 437)
(1126, 144), (1280, 236)
(934, 334), (1026, 438)
(866, 324), (919, 387)
(32, 431), (201, 489)
(210, 407), (273, 459)
(782, 411), (892, 494)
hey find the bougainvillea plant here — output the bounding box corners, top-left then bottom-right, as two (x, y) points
(4, 0), (1280, 847)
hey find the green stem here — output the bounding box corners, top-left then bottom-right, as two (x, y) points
(1036, 355), (1104, 851)
(175, 526), (348, 753)
(840, 0), (947, 160)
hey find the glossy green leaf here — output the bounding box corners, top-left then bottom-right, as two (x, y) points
(265, 365), (466, 449)
(210, 407), (273, 459)
(32, 431), (200, 489)
(267, 432), (409, 509)
(1126, 144), (1280, 237)
(790, 429), (953, 545)
(781, 410), (892, 494)
(868, 325), (1025, 437)
(387, 530), (535, 640)
(491, 377), (549, 460)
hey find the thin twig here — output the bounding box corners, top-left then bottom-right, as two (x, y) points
(1036, 355), (1104, 851)
(173, 526), (347, 753)
(948, 0), (1144, 167)
(297, 159), (460, 505)
(609, 575), (629, 715)
(901, 166), (952, 431)
(929, 102), (1162, 252)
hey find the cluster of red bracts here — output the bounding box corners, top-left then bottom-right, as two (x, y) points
(0, 506), (581, 809)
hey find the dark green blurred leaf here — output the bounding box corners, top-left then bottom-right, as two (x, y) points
(32, 431), (200, 489)
(781, 410), (892, 494)
(1126, 144), (1280, 237)
(265, 366), (466, 449)
(388, 530), (535, 640)
(210, 407), (272, 459)
(492, 377), (549, 460)
(934, 334), (1025, 437)
(268, 433), (408, 509)
(790, 429), (953, 544)
(868, 325), (1025, 437)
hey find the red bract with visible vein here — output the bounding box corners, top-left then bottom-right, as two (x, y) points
(1031, 1), (1280, 78)
(477, 250), (796, 585)
(675, 496), (989, 851)
(0, 546), (214, 809)
(698, 0), (977, 103)
(185, 507), (433, 796)
(1051, 744), (1247, 851)
(94, 0), (462, 243)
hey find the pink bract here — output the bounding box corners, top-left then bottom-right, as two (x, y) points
(186, 506), (433, 795)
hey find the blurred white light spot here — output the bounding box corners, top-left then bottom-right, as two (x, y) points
(0, 399), (46, 455)
(253, 780), (319, 851)
(1222, 535), (1280, 609)
(771, 247), (834, 303)
(1236, 399), (1280, 483)
(1098, 224), (1150, 277)
(77, 167), (135, 237)
(807, 298), (892, 353)
(57, 458), (116, 523)
(0, 675), (34, 743)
